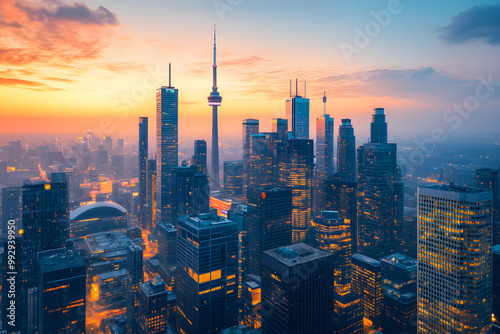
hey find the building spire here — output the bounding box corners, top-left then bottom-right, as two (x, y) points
(212, 25), (217, 89)
(169, 62), (171, 87)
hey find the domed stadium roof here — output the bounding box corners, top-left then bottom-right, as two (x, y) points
(70, 201), (127, 221)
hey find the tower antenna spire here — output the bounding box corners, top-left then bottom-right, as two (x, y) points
(208, 26), (222, 190)
(169, 63), (171, 87)
(290, 79), (292, 97)
(295, 78), (298, 97)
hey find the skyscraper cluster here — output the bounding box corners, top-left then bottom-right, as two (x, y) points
(0, 28), (496, 334)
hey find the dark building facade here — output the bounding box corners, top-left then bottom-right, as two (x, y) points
(138, 277), (168, 334)
(193, 140), (207, 176)
(247, 187), (292, 276)
(38, 249), (86, 334)
(357, 108), (403, 258)
(337, 118), (356, 183)
(176, 213), (239, 334)
(223, 160), (243, 196)
(139, 117), (149, 230)
(146, 158), (157, 231)
(242, 119), (259, 201)
(156, 81), (179, 225)
(261, 243), (335, 334)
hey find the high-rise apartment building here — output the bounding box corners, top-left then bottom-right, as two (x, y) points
(418, 185), (493, 334)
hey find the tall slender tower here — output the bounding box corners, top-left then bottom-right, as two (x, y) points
(156, 64), (178, 224)
(138, 117), (148, 230)
(208, 27), (222, 190)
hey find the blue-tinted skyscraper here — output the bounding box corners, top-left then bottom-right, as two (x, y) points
(156, 64), (178, 224)
(357, 108), (403, 258)
(285, 80), (309, 139)
(316, 92), (334, 181)
(193, 139), (207, 175)
(337, 118), (356, 183)
(242, 119), (259, 200)
(139, 117), (148, 230)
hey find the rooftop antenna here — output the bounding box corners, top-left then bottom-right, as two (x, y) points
(169, 63), (171, 87)
(295, 78), (298, 97)
(289, 79), (292, 97)
(323, 91), (327, 116)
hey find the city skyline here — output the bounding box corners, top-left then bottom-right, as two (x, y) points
(1, 0), (499, 142)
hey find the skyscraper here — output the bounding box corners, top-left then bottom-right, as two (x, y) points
(316, 92), (334, 181)
(261, 243), (335, 333)
(308, 211), (363, 334)
(271, 118), (288, 142)
(146, 158), (157, 231)
(0, 160), (7, 185)
(476, 168), (499, 243)
(176, 212), (239, 334)
(22, 179), (69, 301)
(337, 118), (356, 182)
(139, 117), (148, 230)
(248, 133), (276, 191)
(351, 253), (383, 327)
(156, 64), (178, 224)
(1, 186), (21, 240)
(285, 80), (310, 139)
(38, 248), (86, 334)
(138, 277), (168, 334)
(242, 119), (259, 200)
(370, 107), (387, 144)
(223, 160), (243, 196)
(247, 187), (292, 276)
(208, 28), (222, 190)
(170, 166), (196, 222)
(324, 176), (358, 253)
(493, 245), (500, 330)
(279, 139), (314, 243)
(193, 139), (207, 175)
(309, 211), (351, 294)
(417, 185), (493, 334)
(357, 108), (403, 258)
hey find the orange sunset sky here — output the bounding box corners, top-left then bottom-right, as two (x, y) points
(1, 0), (499, 146)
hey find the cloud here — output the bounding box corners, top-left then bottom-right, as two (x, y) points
(438, 4), (500, 45)
(42, 76), (75, 82)
(0, 19), (22, 27)
(219, 56), (266, 67)
(317, 67), (475, 101)
(0, 77), (62, 91)
(15, 1), (119, 25)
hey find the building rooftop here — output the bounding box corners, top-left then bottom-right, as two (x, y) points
(380, 253), (417, 272)
(140, 276), (167, 297)
(84, 230), (137, 258)
(178, 212), (233, 229)
(421, 184), (490, 194)
(39, 249), (85, 273)
(352, 253), (381, 267)
(98, 268), (127, 281)
(264, 243), (331, 267)
(493, 244), (500, 255)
